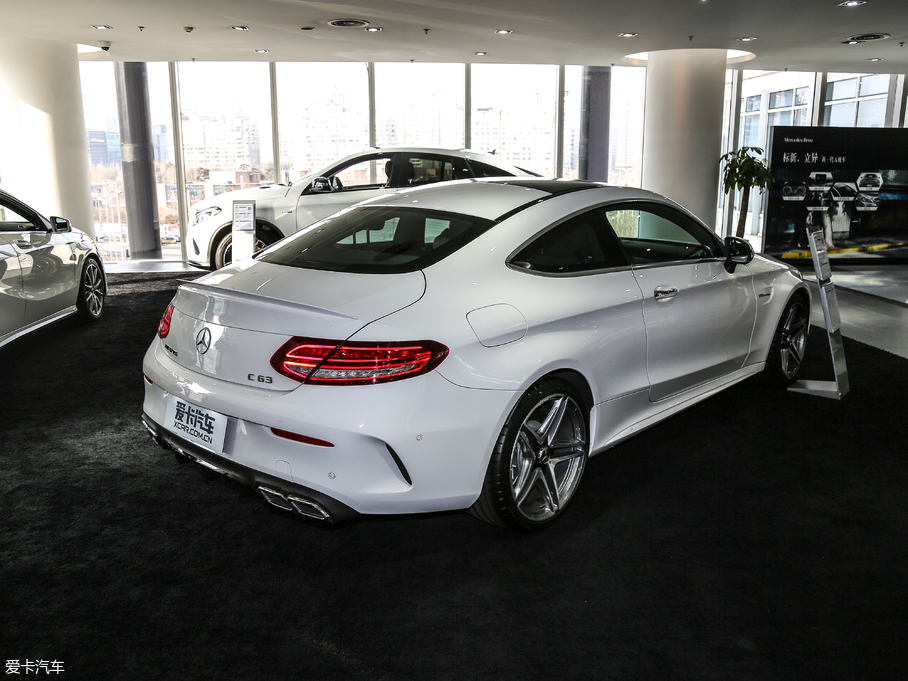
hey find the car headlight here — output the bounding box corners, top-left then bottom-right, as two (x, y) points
(193, 206), (222, 225)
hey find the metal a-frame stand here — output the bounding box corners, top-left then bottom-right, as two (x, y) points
(788, 224), (850, 400)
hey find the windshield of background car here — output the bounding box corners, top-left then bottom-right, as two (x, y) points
(257, 206), (496, 274)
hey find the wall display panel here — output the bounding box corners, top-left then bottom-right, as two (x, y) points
(375, 63), (464, 149)
(764, 126), (908, 258)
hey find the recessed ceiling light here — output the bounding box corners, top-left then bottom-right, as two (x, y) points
(91, 25), (113, 30)
(737, 36), (758, 42)
(838, 0), (866, 6)
(494, 29), (512, 35)
(866, 57), (884, 61)
(300, 26), (315, 31)
(475, 51), (488, 56)
(364, 26), (382, 32)
(254, 49), (269, 53)
(618, 32), (638, 38)
(231, 26), (249, 31)
(845, 32), (890, 42)
(328, 19), (370, 28)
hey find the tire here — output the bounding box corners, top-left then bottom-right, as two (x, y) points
(469, 379), (589, 531)
(213, 229), (273, 269)
(761, 294), (809, 387)
(76, 257), (105, 321)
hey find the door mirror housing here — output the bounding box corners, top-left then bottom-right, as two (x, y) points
(724, 235), (754, 273)
(50, 216), (72, 233)
(309, 177), (331, 193)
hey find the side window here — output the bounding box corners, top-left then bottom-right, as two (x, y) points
(604, 203), (722, 265)
(329, 156), (392, 190)
(510, 210), (627, 274)
(0, 200), (37, 232)
(467, 160), (514, 178)
(399, 156), (457, 186)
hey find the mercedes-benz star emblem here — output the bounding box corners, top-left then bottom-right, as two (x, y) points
(195, 328), (212, 355)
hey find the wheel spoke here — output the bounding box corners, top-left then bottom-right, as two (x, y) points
(537, 462), (561, 512)
(537, 396), (568, 448)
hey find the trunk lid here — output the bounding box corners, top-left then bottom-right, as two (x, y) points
(160, 261), (426, 390)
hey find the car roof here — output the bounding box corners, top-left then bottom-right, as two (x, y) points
(358, 178), (668, 222)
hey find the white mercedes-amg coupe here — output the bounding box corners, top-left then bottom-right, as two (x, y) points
(142, 179), (810, 530)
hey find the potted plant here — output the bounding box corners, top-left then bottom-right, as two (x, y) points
(720, 146), (775, 238)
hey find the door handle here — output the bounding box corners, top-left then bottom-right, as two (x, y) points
(15, 240), (34, 249)
(654, 286), (678, 300)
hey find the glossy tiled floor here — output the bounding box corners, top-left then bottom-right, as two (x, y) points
(804, 265), (908, 360)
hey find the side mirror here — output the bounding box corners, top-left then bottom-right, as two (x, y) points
(50, 216), (72, 233)
(310, 177), (331, 193)
(724, 235), (754, 273)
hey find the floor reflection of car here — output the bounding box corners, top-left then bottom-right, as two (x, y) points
(1, 189), (107, 349)
(142, 178), (810, 531)
(857, 172), (883, 192)
(185, 147), (538, 269)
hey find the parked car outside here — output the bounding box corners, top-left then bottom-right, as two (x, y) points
(185, 147), (537, 269)
(0, 189), (106, 349)
(142, 179), (810, 531)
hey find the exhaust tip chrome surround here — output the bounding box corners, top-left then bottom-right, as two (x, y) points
(258, 486), (331, 521)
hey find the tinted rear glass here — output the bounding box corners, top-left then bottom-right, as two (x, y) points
(257, 206), (496, 274)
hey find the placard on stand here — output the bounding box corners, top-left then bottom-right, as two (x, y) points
(231, 200), (255, 263)
(788, 225), (849, 399)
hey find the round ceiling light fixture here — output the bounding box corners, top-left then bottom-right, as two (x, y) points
(328, 19), (371, 28)
(844, 32), (890, 43)
(838, 1), (867, 6)
(494, 29), (513, 35)
(364, 26), (383, 32)
(737, 36), (759, 42)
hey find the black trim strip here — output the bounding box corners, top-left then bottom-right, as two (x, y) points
(142, 413), (359, 523)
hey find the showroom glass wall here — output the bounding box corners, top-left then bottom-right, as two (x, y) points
(78, 61), (648, 262)
(76, 61), (904, 261)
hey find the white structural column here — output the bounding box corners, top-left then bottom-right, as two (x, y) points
(0, 38), (93, 236)
(641, 49), (727, 227)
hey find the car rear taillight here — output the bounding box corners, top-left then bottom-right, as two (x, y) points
(158, 303), (174, 338)
(270, 337), (449, 385)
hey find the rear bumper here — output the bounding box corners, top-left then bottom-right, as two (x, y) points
(142, 413), (359, 523)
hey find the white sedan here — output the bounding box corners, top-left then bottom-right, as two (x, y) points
(186, 147), (535, 269)
(142, 179), (810, 530)
(1, 189), (106, 349)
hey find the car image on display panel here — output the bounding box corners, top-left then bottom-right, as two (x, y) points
(185, 147), (537, 270)
(142, 179), (810, 531)
(0, 189), (106, 350)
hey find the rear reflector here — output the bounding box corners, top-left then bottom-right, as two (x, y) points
(271, 428), (334, 448)
(270, 337), (448, 385)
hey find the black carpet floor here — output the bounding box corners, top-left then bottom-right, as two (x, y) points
(1, 272), (906, 681)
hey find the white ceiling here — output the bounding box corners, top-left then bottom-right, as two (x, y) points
(2, 0), (907, 73)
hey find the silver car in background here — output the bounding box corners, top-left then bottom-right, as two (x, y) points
(185, 147), (536, 269)
(1, 189), (106, 349)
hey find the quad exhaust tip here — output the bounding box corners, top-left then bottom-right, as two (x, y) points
(143, 418), (333, 522)
(258, 486), (332, 521)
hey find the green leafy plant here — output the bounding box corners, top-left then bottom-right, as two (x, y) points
(720, 146), (775, 238)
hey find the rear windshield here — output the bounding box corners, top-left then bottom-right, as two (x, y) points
(256, 206), (496, 274)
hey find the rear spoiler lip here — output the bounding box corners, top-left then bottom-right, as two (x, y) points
(176, 279), (357, 320)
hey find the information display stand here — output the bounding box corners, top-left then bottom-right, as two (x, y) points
(788, 225), (850, 399)
(231, 200), (255, 263)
